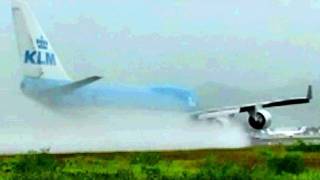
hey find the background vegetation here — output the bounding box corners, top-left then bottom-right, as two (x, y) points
(1, 141), (320, 179)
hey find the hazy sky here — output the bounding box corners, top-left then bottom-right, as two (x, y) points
(1, 0), (320, 90)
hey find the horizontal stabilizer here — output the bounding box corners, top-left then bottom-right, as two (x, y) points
(43, 76), (102, 95)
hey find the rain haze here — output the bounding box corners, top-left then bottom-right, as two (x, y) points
(0, 0), (319, 153)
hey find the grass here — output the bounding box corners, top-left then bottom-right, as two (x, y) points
(1, 142), (320, 179)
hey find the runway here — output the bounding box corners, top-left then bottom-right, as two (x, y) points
(251, 136), (320, 146)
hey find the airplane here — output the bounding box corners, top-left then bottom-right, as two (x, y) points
(11, 0), (313, 131)
(264, 127), (308, 138)
(250, 126), (320, 145)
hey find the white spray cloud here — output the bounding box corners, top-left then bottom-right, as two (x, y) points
(0, 82), (251, 154)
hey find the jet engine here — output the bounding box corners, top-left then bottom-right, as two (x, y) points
(248, 109), (272, 130)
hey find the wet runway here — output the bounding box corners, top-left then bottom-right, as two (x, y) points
(251, 136), (320, 145)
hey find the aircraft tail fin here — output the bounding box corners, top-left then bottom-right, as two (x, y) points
(11, 0), (71, 80)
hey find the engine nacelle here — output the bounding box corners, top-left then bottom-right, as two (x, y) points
(248, 109), (272, 130)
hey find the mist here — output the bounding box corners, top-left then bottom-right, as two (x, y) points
(0, 80), (250, 154)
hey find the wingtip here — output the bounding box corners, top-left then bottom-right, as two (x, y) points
(307, 85), (313, 100)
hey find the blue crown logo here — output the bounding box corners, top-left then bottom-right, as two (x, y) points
(36, 36), (48, 50)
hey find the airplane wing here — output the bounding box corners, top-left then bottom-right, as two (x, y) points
(191, 85), (312, 120)
(41, 76), (102, 95)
